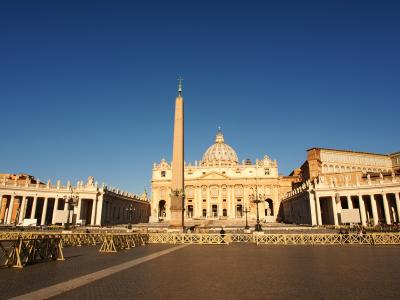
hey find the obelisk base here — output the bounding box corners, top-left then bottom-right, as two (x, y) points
(169, 194), (184, 229)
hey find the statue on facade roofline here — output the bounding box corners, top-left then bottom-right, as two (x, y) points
(87, 176), (95, 187)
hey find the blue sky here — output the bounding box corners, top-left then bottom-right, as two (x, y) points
(1, 0), (399, 193)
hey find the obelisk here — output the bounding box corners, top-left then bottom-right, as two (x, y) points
(170, 77), (184, 228)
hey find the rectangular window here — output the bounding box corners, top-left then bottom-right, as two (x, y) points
(161, 171), (166, 177)
(223, 199), (226, 202)
(202, 199), (206, 202)
(57, 199), (65, 210)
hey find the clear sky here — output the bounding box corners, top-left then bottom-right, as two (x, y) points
(1, 0), (399, 193)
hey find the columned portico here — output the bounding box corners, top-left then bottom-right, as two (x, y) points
(0, 174), (150, 227)
(282, 173), (400, 227)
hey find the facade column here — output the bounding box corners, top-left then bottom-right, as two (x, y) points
(0, 195), (4, 223)
(96, 196), (104, 225)
(395, 193), (400, 224)
(6, 195), (15, 224)
(382, 193), (392, 225)
(358, 195), (367, 226)
(52, 198), (59, 224)
(347, 196), (353, 209)
(91, 199), (97, 225)
(41, 197), (48, 225)
(315, 196), (322, 225)
(18, 196), (27, 224)
(30, 196), (37, 219)
(332, 195), (339, 226)
(370, 194), (379, 226)
(309, 192), (317, 226)
(218, 186), (223, 217)
(76, 198), (82, 222)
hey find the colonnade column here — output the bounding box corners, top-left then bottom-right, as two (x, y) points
(0, 195), (3, 223)
(347, 196), (353, 209)
(395, 193), (400, 224)
(6, 195), (15, 224)
(315, 196), (322, 225)
(382, 193), (392, 225)
(30, 196), (37, 219)
(309, 192), (317, 226)
(41, 197), (48, 225)
(91, 199), (97, 225)
(52, 198), (59, 224)
(370, 194), (379, 226)
(358, 195), (367, 226)
(76, 198), (82, 222)
(331, 195), (339, 226)
(18, 196), (27, 224)
(96, 197), (103, 225)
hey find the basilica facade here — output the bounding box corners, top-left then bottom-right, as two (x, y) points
(150, 129), (297, 223)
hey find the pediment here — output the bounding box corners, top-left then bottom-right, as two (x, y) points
(198, 171), (230, 180)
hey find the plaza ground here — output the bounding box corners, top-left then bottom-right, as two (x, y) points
(1, 244), (400, 299)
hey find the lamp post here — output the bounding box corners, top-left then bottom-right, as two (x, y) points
(250, 191), (264, 232)
(126, 204), (135, 229)
(244, 206), (250, 230)
(63, 187), (79, 230)
(253, 198), (262, 231)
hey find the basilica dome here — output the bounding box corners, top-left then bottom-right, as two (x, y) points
(201, 129), (239, 166)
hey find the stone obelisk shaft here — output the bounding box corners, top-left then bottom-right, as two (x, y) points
(170, 94), (184, 228)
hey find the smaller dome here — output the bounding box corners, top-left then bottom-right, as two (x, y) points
(201, 128), (239, 167)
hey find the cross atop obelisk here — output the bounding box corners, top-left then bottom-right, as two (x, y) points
(170, 76), (185, 228)
(177, 76), (183, 95)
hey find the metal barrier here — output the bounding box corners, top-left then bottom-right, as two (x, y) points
(99, 234), (146, 252)
(1, 232), (400, 250)
(0, 237), (64, 268)
(146, 233), (400, 246)
(254, 233), (399, 245)
(147, 233), (229, 244)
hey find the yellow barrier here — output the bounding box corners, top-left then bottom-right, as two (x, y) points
(2, 232), (400, 249)
(0, 237), (64, 268)
(99, 234), (146, 252)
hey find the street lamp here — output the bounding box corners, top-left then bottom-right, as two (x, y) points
(126, 204), (136, 229)
(250, 191), (264, 232)
(63, 187), (79, 230)
(244, 206), (250, 230)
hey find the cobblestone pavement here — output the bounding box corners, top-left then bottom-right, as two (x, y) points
(3, 244), (400, 300)
(0, 244), (173, 299)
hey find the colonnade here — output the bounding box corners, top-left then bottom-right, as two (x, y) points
(0, 194), (98, 226)
(310, 191), (400, 226)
